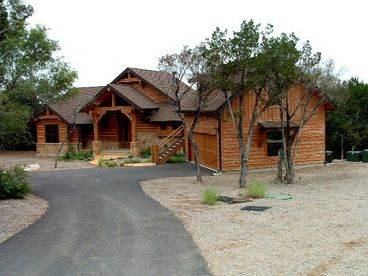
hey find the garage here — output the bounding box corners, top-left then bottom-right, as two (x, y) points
(189, 132), (219, 170)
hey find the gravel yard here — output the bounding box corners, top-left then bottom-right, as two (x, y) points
(0, 194), (48, 243)
(0, 151), (94, 171)
(141, 162), (368, 275)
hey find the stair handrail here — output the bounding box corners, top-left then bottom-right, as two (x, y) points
(157, 125), (184, 149)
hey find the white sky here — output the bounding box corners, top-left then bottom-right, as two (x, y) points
(27, 0), (368, 87)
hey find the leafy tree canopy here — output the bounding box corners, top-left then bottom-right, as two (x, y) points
(0, 0), (78, 149)
(327, 77), (368, 154)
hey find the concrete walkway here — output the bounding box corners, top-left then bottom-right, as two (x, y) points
(0, 164), (210, 276)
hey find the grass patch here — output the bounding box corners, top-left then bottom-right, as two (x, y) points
(0, 166), (31, 199)
(167, 152), (187, 163)
(202, 188), (219, 205)
(98, 159), (119, 167)
(247, 180), (267, 198)
(58, 149), (93, 161)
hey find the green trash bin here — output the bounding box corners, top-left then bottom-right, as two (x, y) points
(362, 149), (368, 163)
(346, 151), (362, 162)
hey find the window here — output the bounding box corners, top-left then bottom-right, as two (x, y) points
(45, 125), (59, 143)
(267, 131), (283, 156)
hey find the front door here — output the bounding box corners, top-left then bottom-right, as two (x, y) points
(118, 113), (131, 148)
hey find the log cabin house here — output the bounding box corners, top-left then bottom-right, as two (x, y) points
(34, 67), (334, 171)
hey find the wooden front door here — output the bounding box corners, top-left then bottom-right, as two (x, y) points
(118, 112), (131, 147)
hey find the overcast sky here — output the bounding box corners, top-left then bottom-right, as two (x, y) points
(27, 0), (367, 87)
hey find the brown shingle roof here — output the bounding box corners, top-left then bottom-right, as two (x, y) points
(48, 86), (103, 124)
(109, 84), (159, 110)
(258, 121), (299, 130)
(149, 103), (181, 122)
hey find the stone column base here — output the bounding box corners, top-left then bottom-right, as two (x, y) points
(130, 141), (141, 157)
(92, 141), (102, 156)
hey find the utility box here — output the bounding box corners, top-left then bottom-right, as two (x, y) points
(361, 149), (368, 163)
(325, 151), (333, 163)
(346, 151), (362, 162)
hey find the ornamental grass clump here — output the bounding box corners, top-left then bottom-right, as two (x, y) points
(247, 180), (267, 198)
(0, 166), (31, 199)
(202, 188), (219, 205)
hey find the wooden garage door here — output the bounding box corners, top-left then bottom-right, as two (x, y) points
(190, 132), (219, 170)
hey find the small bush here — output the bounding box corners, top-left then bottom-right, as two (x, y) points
(167, 153), (186, 163)
(202, 188), (218, 205)
(141, 148), (151, 158)
(0, 166), (32, 199)
(59, 150), (93, 161)
(247, 180), (267, 198)
(99, 159), (118, 167)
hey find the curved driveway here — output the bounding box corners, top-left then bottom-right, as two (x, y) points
(0, 164), (210, 276)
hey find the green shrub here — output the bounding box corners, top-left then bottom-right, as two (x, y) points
(202, 188), (218, 205)
(141, 148), (151, 158)
(247, 180), (267, 198)
(99, 159), (118, 167)
(59, 149), (93, 161)
(0, 166), (32, 199)
(167, 153), (186, 163)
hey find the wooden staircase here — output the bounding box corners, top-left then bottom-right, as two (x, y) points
(152, 125), (185, 165)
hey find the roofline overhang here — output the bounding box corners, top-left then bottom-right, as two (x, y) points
(34, 104), (71, 126)
(111, 67), (171, 100)
(80, 84), (159, 113)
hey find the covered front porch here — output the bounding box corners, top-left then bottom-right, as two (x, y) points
(91, 106), (139, 157)
(80, 85), (145, 157)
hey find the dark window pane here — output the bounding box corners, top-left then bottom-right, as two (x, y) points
(267, 131), (283, 156)
(45, 125), (59, 143)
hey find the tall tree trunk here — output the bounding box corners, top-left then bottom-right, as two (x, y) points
(188, 131), (202, 182)
(276, 149), (283, 181)
(340, 135), (344, 160)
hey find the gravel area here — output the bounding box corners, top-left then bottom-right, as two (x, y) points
(141, 161), (368, 275)
(0, 194), (48, 243)
(0, 151), (94, 171)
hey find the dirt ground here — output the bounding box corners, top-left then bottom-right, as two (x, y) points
(141, 161), (368, 276)
(0, 151), (94, 171)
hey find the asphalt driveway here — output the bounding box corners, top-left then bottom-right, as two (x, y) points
(0, 164), (211, 276)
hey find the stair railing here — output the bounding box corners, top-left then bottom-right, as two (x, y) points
(152, 125), (184, 164)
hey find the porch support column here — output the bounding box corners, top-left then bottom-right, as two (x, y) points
(129, 110), (140, 157)
(131, 110), (137, 142)
(92, 113), (101, 155)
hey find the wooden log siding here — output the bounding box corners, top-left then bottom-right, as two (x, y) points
(220, 86), (326, 171)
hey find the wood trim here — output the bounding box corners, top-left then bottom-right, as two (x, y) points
(91, 106), (135, 115)
(112, 93), (116, 107)
(36, 115), (60, 120)
(93, 114), (99, 141)
(117, 78), (141, 84)
(131, 110), (137, 142)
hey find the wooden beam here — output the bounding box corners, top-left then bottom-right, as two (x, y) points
(92, 106), (135, 115)
(112, 92), (116, 107)
(131, 110), (137, 142)
(117, 78), (141, 84)
(36, 115), (60, 120)
(93, 114), (99, 141)
(122, 111), (132, 121)
(96, 113), (105, 123)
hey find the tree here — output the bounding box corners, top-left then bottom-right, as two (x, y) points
(204, 20), (278, 188)
(266, 34), (335, 184)
(0, 0), (77, 149)
(158, 46), (213, 182)
(327, 78), (368, 157)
